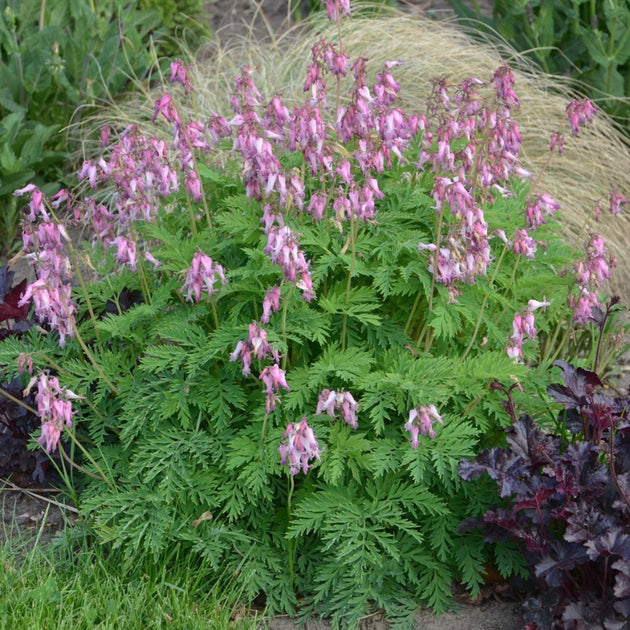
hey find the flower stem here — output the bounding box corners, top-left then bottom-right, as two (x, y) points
(461, 242), (509, 361)
(281, 285), (294, 371)
(61, 428), (116, 492)
(404, 292), (422, 336)
(287, 473), (295, 591)
(341, 216), (358, 350)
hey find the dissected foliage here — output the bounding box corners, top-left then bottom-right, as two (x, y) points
(1, 4), (627, 626)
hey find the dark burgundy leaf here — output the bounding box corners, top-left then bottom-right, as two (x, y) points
(0, 278), (29, 323)
(612, 560), (630, 599)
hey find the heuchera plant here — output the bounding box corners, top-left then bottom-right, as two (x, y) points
(0, 0), (625, 625)
(460, 300), (630, 629)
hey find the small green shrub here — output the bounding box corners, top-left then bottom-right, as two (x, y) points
(0, 0), (164, 258)
(1, 4), (625, 626)
(138, 0), (210, 56)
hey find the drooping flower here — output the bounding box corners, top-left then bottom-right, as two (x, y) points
(24, 372), (80, 453)
(566, 99), (597, 135)
(182, 252), (228, 303)
(279, 417), (321, 475)
(315, 389), (359, 428)
(153, 92), (181, 124)
(18, 279), (75, 348)
(261, 285), (282, 323)
(14, 184), (48, 222)
(259, 363), (290, 413)
(229, 322), (279, 376)
(609, 189), (628, 216)
(170, 59), (194, 94)
(404, 405), (443, 449)
(111, 236), (138, 271)
(324, 0), (352, 23)
(506, 298), (550, 360)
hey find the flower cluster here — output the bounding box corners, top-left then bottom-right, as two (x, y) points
(315, 388), (359, 428)
(506, 298), (550, 360)
(260, 364), (290, 414)
(14, 185), (76, 348)
(404, 405), (443, 449)
(24, 372), (79, 453)
(230, 322), (279, 376)
(416, 67), (530, 300)
(278, 417), (321, 475)
(182, 252), (228, 303)
(566, 98), (597, 135)
(571, 234), (616, 325)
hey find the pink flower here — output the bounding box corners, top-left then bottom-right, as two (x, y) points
(182, 252), (228, 303)
(570, 289), (599, 325)
(170, 59), (194, 94)
(261, 285), (282, 323)
(153, 92), (180, 124)
(609, 189), (627, 216)
(315, 389), (359, 428)
(26, 372), (79, 453)
(492, 65), (520, 108)
(404, 405), (443, 448)
(512, 229), (538, 259)
(111, 236), (138, 271)
(574, 234), (614, 288)
(566, 99), (597, 135)
(14, 184), (48, 222)
(260, 363), (290, 413)
(229, 322), (279, 376)
(279, 417), (321, 475)
(78, 160), (99, 189)
(549, 132), (564, 154)
(325, 0), (352, 23)
(18, 279), (75, 348)
(185, 170), (203, 202)
(264, 225), (315, 301)
(506, 299), (550, 361)
(17, 353), (33, 375)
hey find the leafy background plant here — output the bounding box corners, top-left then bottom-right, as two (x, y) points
(0, 0), (209, 258)
(460, 352), (630, 628)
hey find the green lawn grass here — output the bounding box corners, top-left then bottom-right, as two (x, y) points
(0, 513), (256, 630)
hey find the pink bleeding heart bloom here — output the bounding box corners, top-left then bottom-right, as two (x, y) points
(111, 236), (138, 271)
(170, 59), (194, 94)
(506, 298), (550, 360)
(404, 405), (443, 449)
(315, 389), (359, 428)
(259, 363), (290, 414)
(325, 0), (351, 23)
(279, 417), (321, 475)
(229, 322), (279, 376)
(566, 99), (596, 135)
(24, 372), (79, 453)
(261, 286), (282, 324)
(182, 252), (227, 303)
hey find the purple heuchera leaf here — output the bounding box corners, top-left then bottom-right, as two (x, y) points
(0, 267), (29, 323)
(460, 366), (630, 628)
(547, 360), (603, 408)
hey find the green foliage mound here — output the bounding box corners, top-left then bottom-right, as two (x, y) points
(1, 6), (625, 627)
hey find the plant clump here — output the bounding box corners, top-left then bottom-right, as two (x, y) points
(461, 324), (630, 628)
(0, 1), (627, 626)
